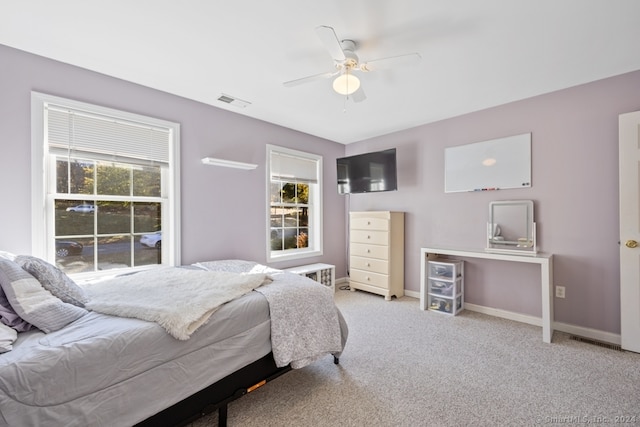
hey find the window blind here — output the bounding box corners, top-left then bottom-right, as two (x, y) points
(270, 150), (318, 183)
(46, 104), (171, 165)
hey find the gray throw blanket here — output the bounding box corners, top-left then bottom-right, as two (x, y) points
(193, 260), (345, 369)
(255, 274), (344, 369)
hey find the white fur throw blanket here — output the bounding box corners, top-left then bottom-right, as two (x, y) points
(84, 267), (270, 340)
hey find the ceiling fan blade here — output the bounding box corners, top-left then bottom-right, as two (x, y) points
(351, 87), (367, 103)
(360, 52), (421, 72)
(283, 70), (338, 88)
(315, 25), (346, 62)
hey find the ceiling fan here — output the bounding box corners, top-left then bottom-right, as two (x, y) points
(283, 25), (422, 102)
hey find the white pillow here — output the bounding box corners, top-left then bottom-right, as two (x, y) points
(0, 322), (17, 353)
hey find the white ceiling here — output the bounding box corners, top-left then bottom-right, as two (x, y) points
(3, 1), (640, 144)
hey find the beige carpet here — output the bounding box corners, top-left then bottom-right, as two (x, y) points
(188, 289), (640, 426)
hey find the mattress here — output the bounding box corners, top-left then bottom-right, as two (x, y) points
(0, 290), (272, 427)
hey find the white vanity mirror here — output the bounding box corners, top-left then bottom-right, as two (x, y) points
(486, 200), (537, 255)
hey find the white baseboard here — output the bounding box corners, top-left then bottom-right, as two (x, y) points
(552, 321), (621, 345)
(464, 303), (542, 327)
(400, 291), (621, 346)
(464, 303), (621, 345)
(404, 289), (420, 299)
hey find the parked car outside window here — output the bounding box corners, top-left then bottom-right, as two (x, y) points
(140, 231), (161, 249)
(56, 240), (84, 257)
(65, 204), (96, 213)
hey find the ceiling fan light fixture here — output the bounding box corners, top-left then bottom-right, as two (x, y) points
(333, 73), (360, 95)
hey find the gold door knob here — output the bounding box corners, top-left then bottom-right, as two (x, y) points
(626, 240), (638, 248)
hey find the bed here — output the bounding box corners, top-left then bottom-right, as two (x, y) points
(0, 257), (347, 427)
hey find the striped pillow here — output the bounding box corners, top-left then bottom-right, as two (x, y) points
(0, 259), (86, 333)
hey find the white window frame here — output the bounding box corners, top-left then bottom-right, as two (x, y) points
(266, 144), (323, 263)
(31, 92), (181, 280)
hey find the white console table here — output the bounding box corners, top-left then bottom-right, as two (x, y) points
(420, 247), (554, 343)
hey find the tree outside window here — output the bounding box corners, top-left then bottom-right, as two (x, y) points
(31, 92), (180, 277)
(267, 145), (322, 262)
(54, 158), (163, 273)
(270, 182), (310, 251)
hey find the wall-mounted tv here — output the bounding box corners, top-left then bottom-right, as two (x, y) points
(337, 148), (397, 194)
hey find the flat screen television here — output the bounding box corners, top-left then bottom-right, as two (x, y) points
(337, 148), (397, 194)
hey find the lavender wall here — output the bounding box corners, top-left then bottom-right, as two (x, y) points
(0, 44), (347, 273)
(3, 42), (640, 335)
(346, 69), (640, 334)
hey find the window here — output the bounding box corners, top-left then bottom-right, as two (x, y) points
(267, 145), (322, 262)
(31, 92), (180, 277)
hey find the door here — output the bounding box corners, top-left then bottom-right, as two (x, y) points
(619, 111), (640, 353)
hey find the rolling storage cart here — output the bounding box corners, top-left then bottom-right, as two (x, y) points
(426, 259), (464, 315)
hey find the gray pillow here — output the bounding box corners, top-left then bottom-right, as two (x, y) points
(0, 259), (87, 333)
(0, 285), (32, 332)
(0, 323), (18, 353)
(15, 255), (88, 307)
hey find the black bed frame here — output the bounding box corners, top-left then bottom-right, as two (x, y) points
(135, 353), (339, 427)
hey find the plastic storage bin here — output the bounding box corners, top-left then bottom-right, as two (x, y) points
(426, 259), (464, 316)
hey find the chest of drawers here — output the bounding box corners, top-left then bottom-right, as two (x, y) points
(349, 211), (404, 300)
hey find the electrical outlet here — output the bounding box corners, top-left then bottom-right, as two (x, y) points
(555, 285), (566, 298)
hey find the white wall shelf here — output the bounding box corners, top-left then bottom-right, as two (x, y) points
(201, 157), (257, 170)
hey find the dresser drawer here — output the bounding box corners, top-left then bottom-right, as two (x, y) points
(350, 256), (389, 274)
(350, 242), (389, 260)
(351, 217), (389, 231)
(350, 268), (389, 289)
(350, 230), (389, 246)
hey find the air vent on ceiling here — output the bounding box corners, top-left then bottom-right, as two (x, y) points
(217, 94), (251, 109)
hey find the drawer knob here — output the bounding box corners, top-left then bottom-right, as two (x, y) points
(367, 249), (371, 253)
(366, 276), (370, 281)
(367, 221), (371, 225)
(366, 262), (370, 267)
(367, 235), (371, 239)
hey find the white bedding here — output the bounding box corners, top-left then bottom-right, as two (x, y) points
(0, 260), (347, 427)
